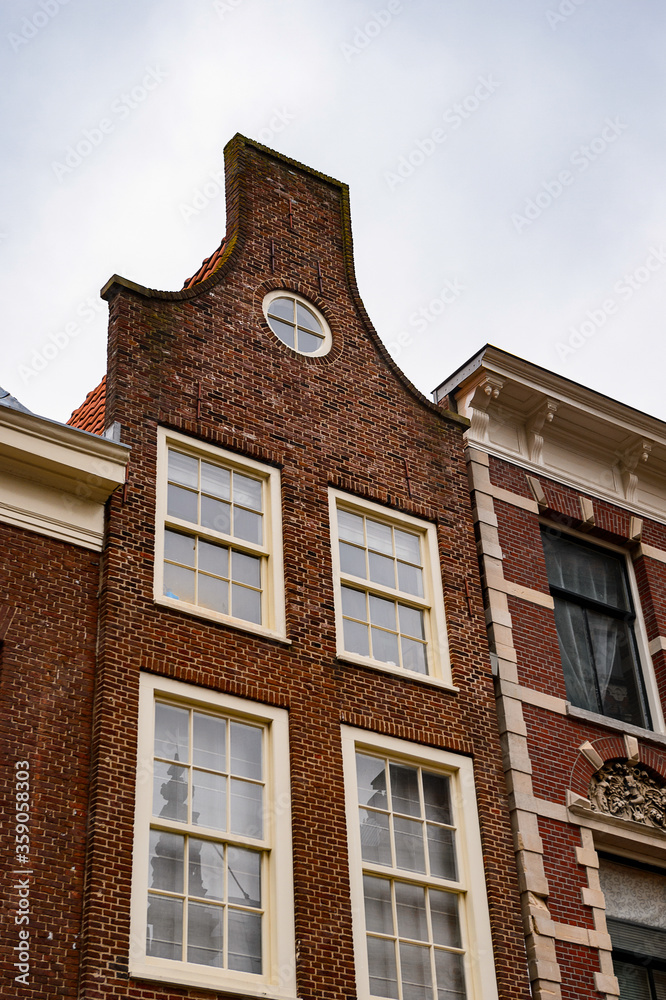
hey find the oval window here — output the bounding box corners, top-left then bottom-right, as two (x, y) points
(263, 292), (331, 356)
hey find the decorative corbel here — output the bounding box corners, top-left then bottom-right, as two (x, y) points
(464, 374), (505, 444)
(617, 438), (653, 502)
(526, 398), (558, 464)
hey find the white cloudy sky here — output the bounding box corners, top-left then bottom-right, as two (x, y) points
(2, 0), (665, 424)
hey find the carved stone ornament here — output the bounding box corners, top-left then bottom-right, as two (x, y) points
(589, 761), (666, 829)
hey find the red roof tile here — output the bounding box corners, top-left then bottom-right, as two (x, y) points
(68, 375), (106, 435)
(182, 238), (227, 289)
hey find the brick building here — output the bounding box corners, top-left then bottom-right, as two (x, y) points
(437, 346), (666, 1000)
(0, 388), (128, 992)
(3, 137), (530, 998)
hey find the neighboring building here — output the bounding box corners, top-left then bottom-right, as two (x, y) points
(14, 135), (531, 999)
(437, 346), (666, 1000)
(0, 389), (128, 994)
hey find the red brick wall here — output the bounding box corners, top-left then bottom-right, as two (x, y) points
(0, 522), (100, 998)
(74, 138), (530, 999)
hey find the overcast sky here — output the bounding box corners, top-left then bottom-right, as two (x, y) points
(2, 0), (665, 425)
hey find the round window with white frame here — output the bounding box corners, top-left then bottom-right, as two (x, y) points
(263, 291), (332, 356)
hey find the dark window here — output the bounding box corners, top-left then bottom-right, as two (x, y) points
(541, 529), (650, 728)
(607, 920), (666, 999)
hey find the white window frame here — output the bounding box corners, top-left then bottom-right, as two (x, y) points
(262, 290), (332, 357)
(329, 489), (453, 688)
(155, 427), (287, 642)
(540, 520), (665, 735)
(341, 726), (499, 1000)
(130, 673), (296, 998)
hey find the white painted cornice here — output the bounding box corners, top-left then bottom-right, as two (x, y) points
(436, 346), (666, 525)
(0, 405), (129, 550)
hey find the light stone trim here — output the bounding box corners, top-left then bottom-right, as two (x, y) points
(467, 458), (562, 1000)
(579, 741), (605, 772)
(638, 541), (666, 564)
(649, 635), (666, 655)
(579, 495), (596, 527)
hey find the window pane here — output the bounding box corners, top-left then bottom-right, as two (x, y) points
(168, 450), (198, 488)
(198, 539), (229, 577)
(201, 495), (231, 534)
(193, 713), (226, 771)
(587, 611), (647, 727)
(268, 317), (295, 347)
(398, 562), (424, 598)
(390, 764), (421, 817)
(338, 510), (365, 545)
(296, 302), (322, 333)
(612, 961), (651, 999)
(168, 483), (198, 523)
(367, 936), (399, 999)
(364, 875), (394, 934)
(155, 703), (189, 762)
(268, 297), (294, 322)
(395, 529), (421, 564)
(360, 809), (392, 865)
(395, 881), (428, 941)
(344, 618), (370, 657)
(228, 846), (261, 907)
(234, 473), (262, 511)
(399, 942), (432, 1000)
(230, 778), (263, 837)
(542, 531), (630, 611)
(148, 830), (184, 892)
(423, 774), (452, 825)
(232, 550), (261, 588)
(164, 530), (195, 566)
(402, 638), (428, 674)
(430, 890), (461, 948)
(369, 551), (396, 588)
(164, 562), (196, 603)
(399, 605), (425, 640)
(231, 584), (262, 624)
(234, 508), (263, 544)
(201, 462), (231, 500)
(189, 838), (225, 901)
(367, 519), (393, 555)
(228, 909), (262, 974)
(230, 722), (262, 779)
(370, 594), (397, 630)
(434, 949), (466, 999)
(187, 901), (224, 966)
(427, 826), (457, 881)
(297, 328), (324, 353)
(372, 628), (400, 666)
(552, 598), (598, 713)
(342, 586), (367, 621)
(198, 574), (229, 614)
(653, 970), (666, 1000)
(153, 761), (188, 822)
(192, 770), (226, 829)
(147, 893), (183, 960)
(394, 816), (426, 873)
(340, 541), (367, 578)
(356, 754), (388, 809)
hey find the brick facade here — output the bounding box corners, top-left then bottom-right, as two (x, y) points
(3, 139), (529, 998)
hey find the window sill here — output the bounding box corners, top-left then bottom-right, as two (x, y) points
(336, 652), (458, 693)
(130, 961), (298, 999)
(154, 595), (291, 644)
(566, 704), (666, 747)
